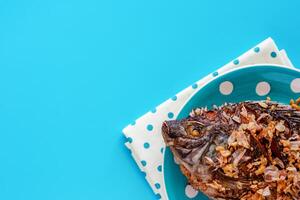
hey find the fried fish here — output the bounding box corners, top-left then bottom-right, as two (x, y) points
(162, 101), (300, 200)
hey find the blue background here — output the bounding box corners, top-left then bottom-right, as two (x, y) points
(0, 0), (300, 199)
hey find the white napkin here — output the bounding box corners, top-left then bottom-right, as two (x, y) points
(123, 38), (294, 200)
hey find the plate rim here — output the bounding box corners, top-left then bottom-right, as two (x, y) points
(176, 64), (299, 121)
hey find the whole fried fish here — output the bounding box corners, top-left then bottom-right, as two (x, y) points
(162, 101), (300, 200)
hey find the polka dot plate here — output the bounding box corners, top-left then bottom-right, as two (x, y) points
(164, 65), (300, 200)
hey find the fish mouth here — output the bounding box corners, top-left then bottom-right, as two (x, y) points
(161, 120), (188, 140)
(161, 121), (170, 137)
(161, 121), (171, 145)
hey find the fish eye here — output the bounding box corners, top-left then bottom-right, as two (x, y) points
(186, 121), (204, 137)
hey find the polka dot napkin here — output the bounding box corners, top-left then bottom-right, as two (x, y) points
(122, 37), (295, 200)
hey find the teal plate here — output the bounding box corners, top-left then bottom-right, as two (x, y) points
(164, 65), (300, 200)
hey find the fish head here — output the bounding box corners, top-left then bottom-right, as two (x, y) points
(162, 119), (206, 140)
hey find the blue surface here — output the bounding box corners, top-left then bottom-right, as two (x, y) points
(164, 65), (300, 199)
(0, 1), (300, 200)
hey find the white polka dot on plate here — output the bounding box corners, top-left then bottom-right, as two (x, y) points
(185, 185), (198, 198)
(256, 81), (271, 96)
(291, 78), (300, 93)
(219, 81), (233, 95)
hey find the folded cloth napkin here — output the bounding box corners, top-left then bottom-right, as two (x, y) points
(123, 37), (294, 200)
